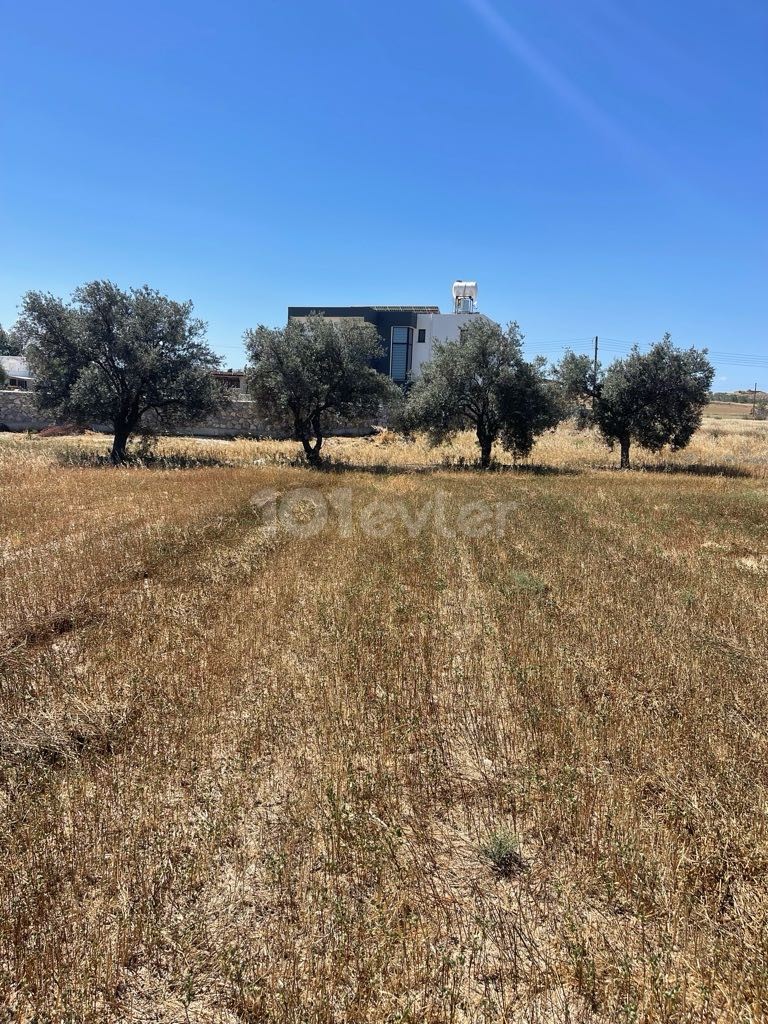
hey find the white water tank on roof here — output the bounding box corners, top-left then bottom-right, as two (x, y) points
(452, 280), (478, 313)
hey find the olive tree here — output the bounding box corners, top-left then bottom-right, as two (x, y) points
(245, 315), (401, 466)
(0, 327), (8, 386)
(401, 317), (560, 468)
(21, 281), (223, 463)
(554, 334), (714, 468)
(0, 323), (25, 356)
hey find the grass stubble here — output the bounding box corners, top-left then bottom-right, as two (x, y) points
(0, 417), (766, 1022)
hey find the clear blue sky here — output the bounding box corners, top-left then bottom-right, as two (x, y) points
(2, 0), (766, 387)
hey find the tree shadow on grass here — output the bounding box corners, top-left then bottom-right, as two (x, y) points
(636, 461), (753, 479)
(52, 447), (306, 471)
(499, 462), (581, 477)
(54, 442), (557, 476)
(48, 443), (757, 480)
(316, 459), (580, 477)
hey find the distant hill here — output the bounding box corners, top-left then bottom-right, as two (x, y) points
(710, 390), (767, 404)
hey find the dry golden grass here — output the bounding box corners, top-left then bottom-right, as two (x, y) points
(705, 403), (758, 420)
(1, 420), (767, 1022)
(1, 413), (766, 476)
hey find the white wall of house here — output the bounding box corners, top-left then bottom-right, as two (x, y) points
(0, 355), (33, 390)
(411, 312), (483, 377)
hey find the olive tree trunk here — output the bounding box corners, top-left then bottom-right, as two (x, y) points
(110, 421), (133, 465)
(301, 436), (323, 467)
(299, 413), (324, 468)
(619, 436), (631, 470)
(477, 428), (493, 469)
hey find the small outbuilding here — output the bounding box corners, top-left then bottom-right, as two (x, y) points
(0, 356), (34, 390)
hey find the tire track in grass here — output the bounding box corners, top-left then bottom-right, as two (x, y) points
(195, 478), (581, 1022)
(4, 471), (447, 1020)
(1, 471), (321, 1019)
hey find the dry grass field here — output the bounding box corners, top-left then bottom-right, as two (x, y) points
(1, 418), (767, 1023)
(704, 403), (759, 421)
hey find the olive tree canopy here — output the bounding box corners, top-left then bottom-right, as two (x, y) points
(401, 318), (561, 468)
(0, 323), (25, 357)
(553, 334), (714, 468)
(21, 281), (223, 463)
(245, 315), (401, 466)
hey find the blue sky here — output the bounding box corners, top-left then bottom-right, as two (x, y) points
(2, 0), (766, 387)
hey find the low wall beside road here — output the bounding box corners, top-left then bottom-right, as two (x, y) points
(0, 389), (373, 439)
(0, 390), (52, 431)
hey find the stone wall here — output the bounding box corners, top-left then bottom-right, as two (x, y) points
(0, 389), (373, 439)
(154, 399), (275, 439)
(0, 391), (52, 431)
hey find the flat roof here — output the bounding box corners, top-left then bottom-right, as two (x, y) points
(0, 356), (32, 378)
(288, 305), (440, 315)
(370, 305), (440, 313)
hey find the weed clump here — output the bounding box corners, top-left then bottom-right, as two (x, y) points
(481, 829), (528, 877)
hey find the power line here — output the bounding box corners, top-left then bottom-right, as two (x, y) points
(214, 331), (767, 376)
(526, 337), (767, 365)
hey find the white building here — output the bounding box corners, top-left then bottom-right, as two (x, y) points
(288, 281), (484, 382)
(0, 356), (34, 390)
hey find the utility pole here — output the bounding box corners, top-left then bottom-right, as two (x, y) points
(752, 382), (758, 418)
(592, 336), (599, 410)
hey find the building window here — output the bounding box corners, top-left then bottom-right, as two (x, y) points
(390, 326), (413, 382)
(418, 328), (426, 343)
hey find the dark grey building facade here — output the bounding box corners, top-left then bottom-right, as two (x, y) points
(286, 305), (439, 382)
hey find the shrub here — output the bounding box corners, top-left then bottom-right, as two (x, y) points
(481, 829), (528, 877)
